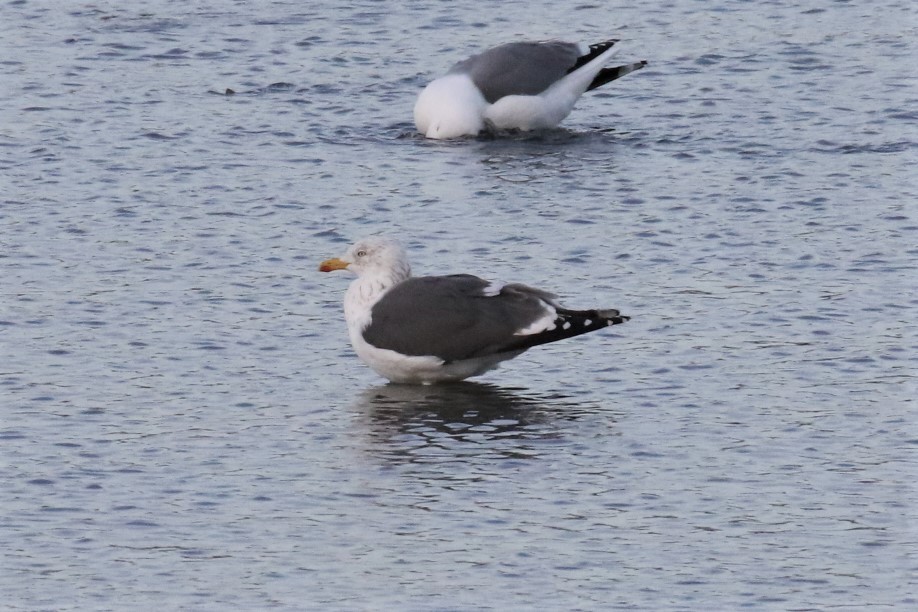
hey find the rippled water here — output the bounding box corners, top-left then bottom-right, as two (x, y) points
(2, 0), (916, 609)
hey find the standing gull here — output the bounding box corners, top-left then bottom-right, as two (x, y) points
(319, 237), (630, 384)
(414, 39), (647, 139)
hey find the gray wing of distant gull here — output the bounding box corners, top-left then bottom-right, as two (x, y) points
(447, 40), (644, 104)
(362, 275), (629, 363)
(448, 41), (582, 103)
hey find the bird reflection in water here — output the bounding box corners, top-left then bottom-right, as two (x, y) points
(351, 382), (605, 464)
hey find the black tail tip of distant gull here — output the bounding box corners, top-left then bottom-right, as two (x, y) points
(588, 60), (648, 92)
(568, 40), (621, 73)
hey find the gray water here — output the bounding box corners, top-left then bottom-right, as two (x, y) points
(2, 0), (916, 610)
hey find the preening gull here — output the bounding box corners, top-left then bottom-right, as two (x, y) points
(319, 237), (630, 384)
(414, 39), (647, 139)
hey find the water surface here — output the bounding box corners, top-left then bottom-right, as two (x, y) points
(2, 0), (916, 609)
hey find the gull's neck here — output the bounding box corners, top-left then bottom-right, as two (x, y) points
(343, 264), (411, 329)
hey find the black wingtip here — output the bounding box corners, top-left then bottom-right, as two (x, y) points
(603, 313), (631, 326)
(589, 39), (620, 52)
(568, 40), (620, 74)
(496, 307), (630, 354)
(593, 308), (630, 326)
(586, 60), (648, 92)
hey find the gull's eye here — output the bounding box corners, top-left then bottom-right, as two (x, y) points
(356, 249), (367, 258)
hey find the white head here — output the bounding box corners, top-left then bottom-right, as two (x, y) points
(414, 74), (488, 139)
(319, 236), (412, 283)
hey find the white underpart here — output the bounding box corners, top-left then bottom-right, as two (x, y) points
(484, 44), (620, 131)
(352, 335), (523, 384)
(415, 43), (622, 138)
(414, 74), (488, 140)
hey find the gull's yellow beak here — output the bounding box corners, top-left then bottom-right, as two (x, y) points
(319, 257), (349, 272)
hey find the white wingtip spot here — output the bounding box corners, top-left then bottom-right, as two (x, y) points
(584, 319), (592, 326)
(562, 321), (572, 330)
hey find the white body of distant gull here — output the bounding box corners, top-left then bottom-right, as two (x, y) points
(319, 237), (630, 384)
(414, 39), (647, 139)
